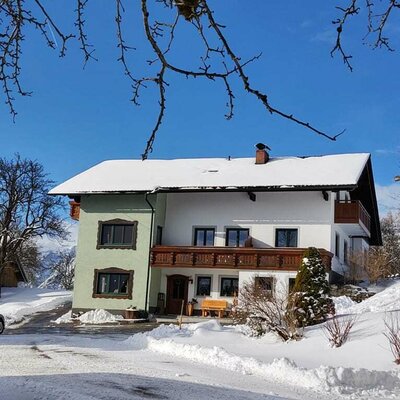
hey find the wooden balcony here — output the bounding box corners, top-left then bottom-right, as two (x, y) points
(334, 200), (371, 233)
(151, 246), (332, 271)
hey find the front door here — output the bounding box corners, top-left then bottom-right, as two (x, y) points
(166, 275), (189, 315)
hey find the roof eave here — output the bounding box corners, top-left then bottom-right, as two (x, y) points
(49, 184), (358, 196)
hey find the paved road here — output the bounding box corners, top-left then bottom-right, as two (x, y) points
(4, 303), (159, 336)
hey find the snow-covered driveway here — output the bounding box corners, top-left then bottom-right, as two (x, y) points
(0, 333), (299, 400)
(0, 323), (395, 400)
(0, 287), (72, 327)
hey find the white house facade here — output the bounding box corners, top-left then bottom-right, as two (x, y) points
(50, 149), (381, 315)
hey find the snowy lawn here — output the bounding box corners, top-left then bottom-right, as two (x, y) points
(0, 287), (72, 326)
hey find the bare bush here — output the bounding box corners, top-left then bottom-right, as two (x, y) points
(322, 316), (357, 348)
(346, 248), (390, 285)
(380, 212), (400, 276)
(384, 313), (400, 365)
(365, 247), (390, 284)
(346, 250), (368, 283)
(235, 278), (302, 341)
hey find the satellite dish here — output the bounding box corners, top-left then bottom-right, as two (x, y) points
(255, 143), (271, 151)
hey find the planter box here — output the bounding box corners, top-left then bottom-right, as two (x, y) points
(124, 309), (139, 319)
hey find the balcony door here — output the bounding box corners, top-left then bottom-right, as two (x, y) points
(166, 275), (189, 315)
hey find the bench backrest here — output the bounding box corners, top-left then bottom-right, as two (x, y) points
(201, 299), (228, 309)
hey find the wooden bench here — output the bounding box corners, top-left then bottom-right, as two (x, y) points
(201, 299), (228, 318)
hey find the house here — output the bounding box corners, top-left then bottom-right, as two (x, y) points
(49, 149), (381, 315)
(0, 259), (28, 287)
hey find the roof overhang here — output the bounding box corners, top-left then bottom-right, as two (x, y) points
(52, 184), (358, 197)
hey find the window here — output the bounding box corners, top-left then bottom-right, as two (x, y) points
(225, 228), (249, 247)
(220, 277), (239, 297)
(97, 219), (137, 249)
(344, 240), (348, 263)
(275, 229), (298, 247)
(255, 276), (274, 296)
(93, 268), (133, 299)
(196, 276), (212, 296)
(288, 278), (296, 293)
(194, 228), (215, 246)
(335, 233), (340, 258)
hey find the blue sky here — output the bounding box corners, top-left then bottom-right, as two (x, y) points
(1, 1), (399, 212)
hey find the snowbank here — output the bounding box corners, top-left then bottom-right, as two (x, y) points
(53, 310), (73, 324)
(54, 309), (124, 325)
(334, 281), (400, 315)
(126, 319), (400, 397)
(0, 287), (72, 326)
(77, 309), (123, 324)
(333, 296), (356, 315)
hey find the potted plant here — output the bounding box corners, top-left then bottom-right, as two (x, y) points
(124, 306), (138, 319)
(186, 298), (198, 316)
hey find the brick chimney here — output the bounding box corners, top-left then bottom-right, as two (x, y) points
(255, 143), (270, 164)
(255, 149), (269, 164)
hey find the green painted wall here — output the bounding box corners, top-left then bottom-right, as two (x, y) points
(147, 193), (167, 308)
(72, 194), (153, 312)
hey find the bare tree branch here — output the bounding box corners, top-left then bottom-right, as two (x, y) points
(7, 1), (399, 157)
(332, 0), (400, 70)
(34, 0), (75, 57)
(0, 154), (66, 296)
(76, 0), (97, 66)
(331, 1), (359, 71)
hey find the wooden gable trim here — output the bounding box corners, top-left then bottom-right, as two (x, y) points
(69, 201), (80, 221)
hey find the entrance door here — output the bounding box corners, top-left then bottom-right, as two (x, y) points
(166, 275), (189, 315)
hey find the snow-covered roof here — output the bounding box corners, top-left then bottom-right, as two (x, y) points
(49, 153), (370, 195)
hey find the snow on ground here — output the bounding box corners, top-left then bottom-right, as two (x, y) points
(334, 280), (400, 314)
(124, 317), (400, 398)
(3, 282), (400, 399)
(54, 309), (124, 325)
(333, 295), (357, 314)
(0, 332), (292, 400)
(0, 287), (71, 326)
(1, 312), (399, 399)
(117, 282), (400, 398)
(53, 310), (73, 324)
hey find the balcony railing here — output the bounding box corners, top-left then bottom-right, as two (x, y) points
(151, 246), (332, 271)
(334, 200), (371, 233)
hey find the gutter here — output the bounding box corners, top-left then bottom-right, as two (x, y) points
(144, 189), (158, 313)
